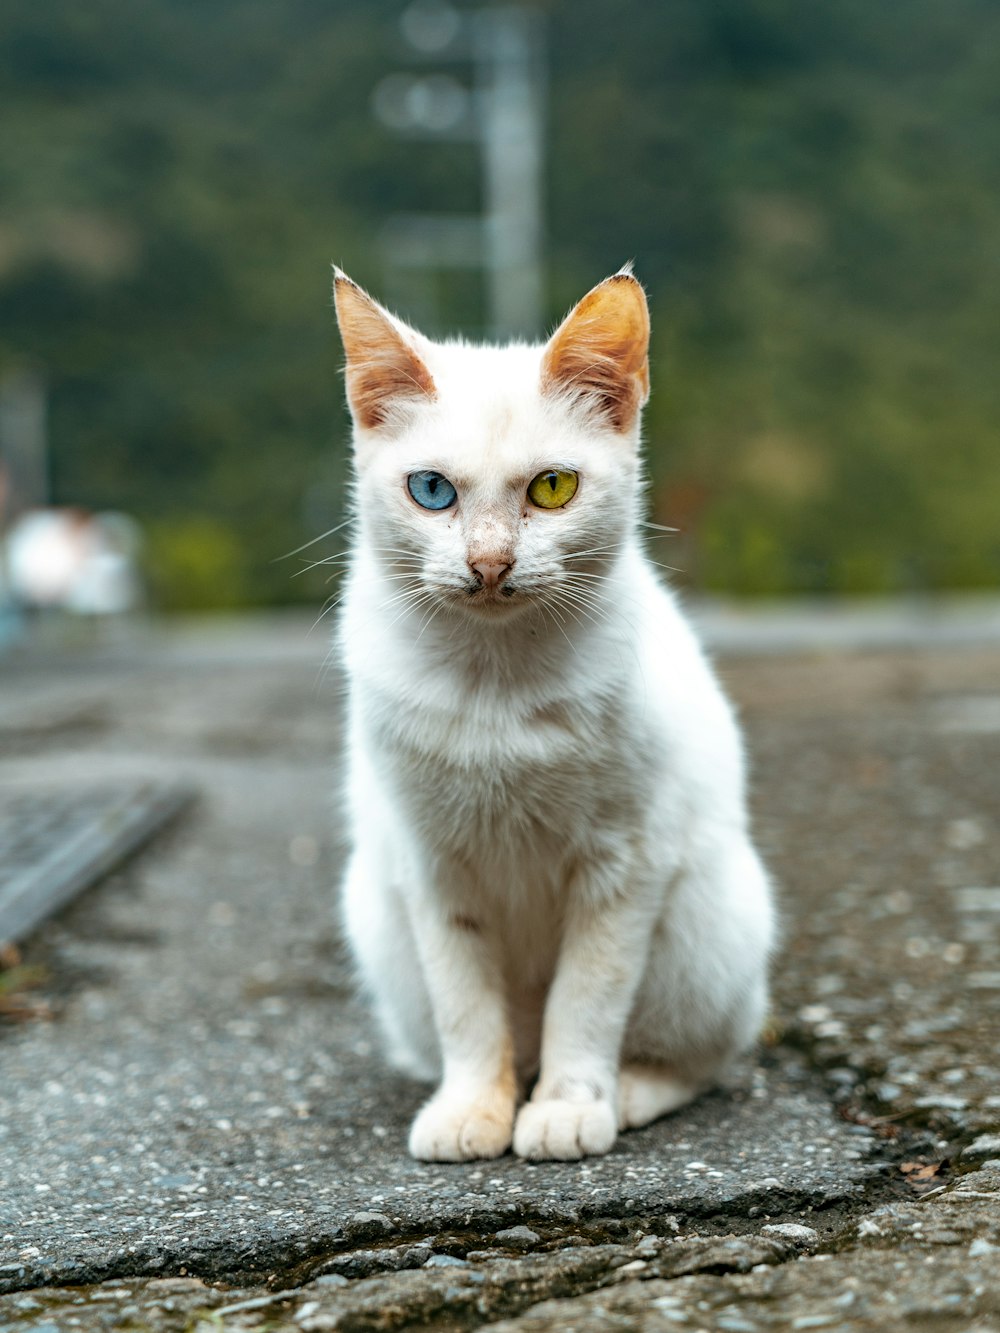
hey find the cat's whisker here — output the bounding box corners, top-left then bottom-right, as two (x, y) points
(295, 545), (425, 578)
(561, 579), (633, 627)
(562, 545), (623, 563)
(309, 595), (346, 634)
(380, 588), (441, 636)
(564, 570), (643, 600)
(310, 578), (372, 631)
(554, 587), (606, 634)
(274, 516), (355, 563)
(314, 651), (349, 695)
(309, 556), (426, 585)
(315, 594), (340, 622)
(645, 558), (685, 576)
(563, 541), (622, 555)
(414, 598), (445, 646)
(537, 597), (575, 650)
(293, 554), (351, 578)
(297, 548), (352, 561)
(558, 594), (611, 623)
(376, 587), (432, 616)
(560, 601), (609, 634)
(378, 593), (434, 620)
(565, 579), (641, 621)
(559, 576), (608, 601)
(300, 541), (425, 563)
(559, 585), (646, 675)
(559, 600), (590, 637)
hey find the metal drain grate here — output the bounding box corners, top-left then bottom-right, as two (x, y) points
(0, 781), (196, 944)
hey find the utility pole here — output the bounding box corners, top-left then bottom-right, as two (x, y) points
(0, 369), (48, 518)
(372, 1), (546, 341)
(0, 369), (48, 639)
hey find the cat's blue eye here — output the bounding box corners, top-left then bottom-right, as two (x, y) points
(407, 471), (457, 511)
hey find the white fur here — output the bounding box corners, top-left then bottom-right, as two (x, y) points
(336, 301), (774, 1162)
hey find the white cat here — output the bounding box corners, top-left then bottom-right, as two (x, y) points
(333, 265), (774, 1162)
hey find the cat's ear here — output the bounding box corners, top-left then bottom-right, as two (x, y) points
(541, 265), (650, 434)
(333, 269), (436, 432)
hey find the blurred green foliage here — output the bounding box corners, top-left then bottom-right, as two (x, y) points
(1, 0), (998, 606)
(145, 516), (250, 611)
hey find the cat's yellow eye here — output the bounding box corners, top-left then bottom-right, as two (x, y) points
(527, 469), (578, 509)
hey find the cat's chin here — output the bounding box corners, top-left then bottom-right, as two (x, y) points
(454, 587), (530, 619)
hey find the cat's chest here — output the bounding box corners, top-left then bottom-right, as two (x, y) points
(363, 677), (634, 823)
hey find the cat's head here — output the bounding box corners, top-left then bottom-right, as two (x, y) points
(334, 266), (650, 619)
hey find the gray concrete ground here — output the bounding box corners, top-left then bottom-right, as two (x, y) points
(1, 610), (999, 1331)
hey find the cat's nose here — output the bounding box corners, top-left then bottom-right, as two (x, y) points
(470, 558), (513, 588)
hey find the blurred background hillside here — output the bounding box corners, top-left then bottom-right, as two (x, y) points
(1, 0), (998, 611)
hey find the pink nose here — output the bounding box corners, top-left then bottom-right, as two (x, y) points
(470, 559), (512, 588)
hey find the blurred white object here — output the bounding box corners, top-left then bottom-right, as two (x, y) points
(5, 508), (142, 615)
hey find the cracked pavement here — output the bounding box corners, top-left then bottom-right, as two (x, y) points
(1, 611), (998, 1330)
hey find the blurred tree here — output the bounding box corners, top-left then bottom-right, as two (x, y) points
(0, 0), (998, 605)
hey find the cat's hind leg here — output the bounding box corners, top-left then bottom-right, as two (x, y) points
(621, 833), (774, 1126)
(617, 1064), (700, 1130)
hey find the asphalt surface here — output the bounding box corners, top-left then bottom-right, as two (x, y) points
(1, 609), (998, 1330)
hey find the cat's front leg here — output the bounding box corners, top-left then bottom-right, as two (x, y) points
(513, 851), (659, 1161)
(406, 883), (517, 1162)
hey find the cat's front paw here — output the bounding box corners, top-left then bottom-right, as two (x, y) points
(408, 1090), (515, 1162)
(513, 1097), (617, 1161)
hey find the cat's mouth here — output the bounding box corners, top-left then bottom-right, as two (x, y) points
(461, 580), (522, 612)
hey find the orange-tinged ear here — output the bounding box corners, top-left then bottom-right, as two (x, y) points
(333, 269), (436, 431)
(541, 267), (650, 433)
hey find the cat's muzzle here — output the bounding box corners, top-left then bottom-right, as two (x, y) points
(464, 579), (519, 608)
